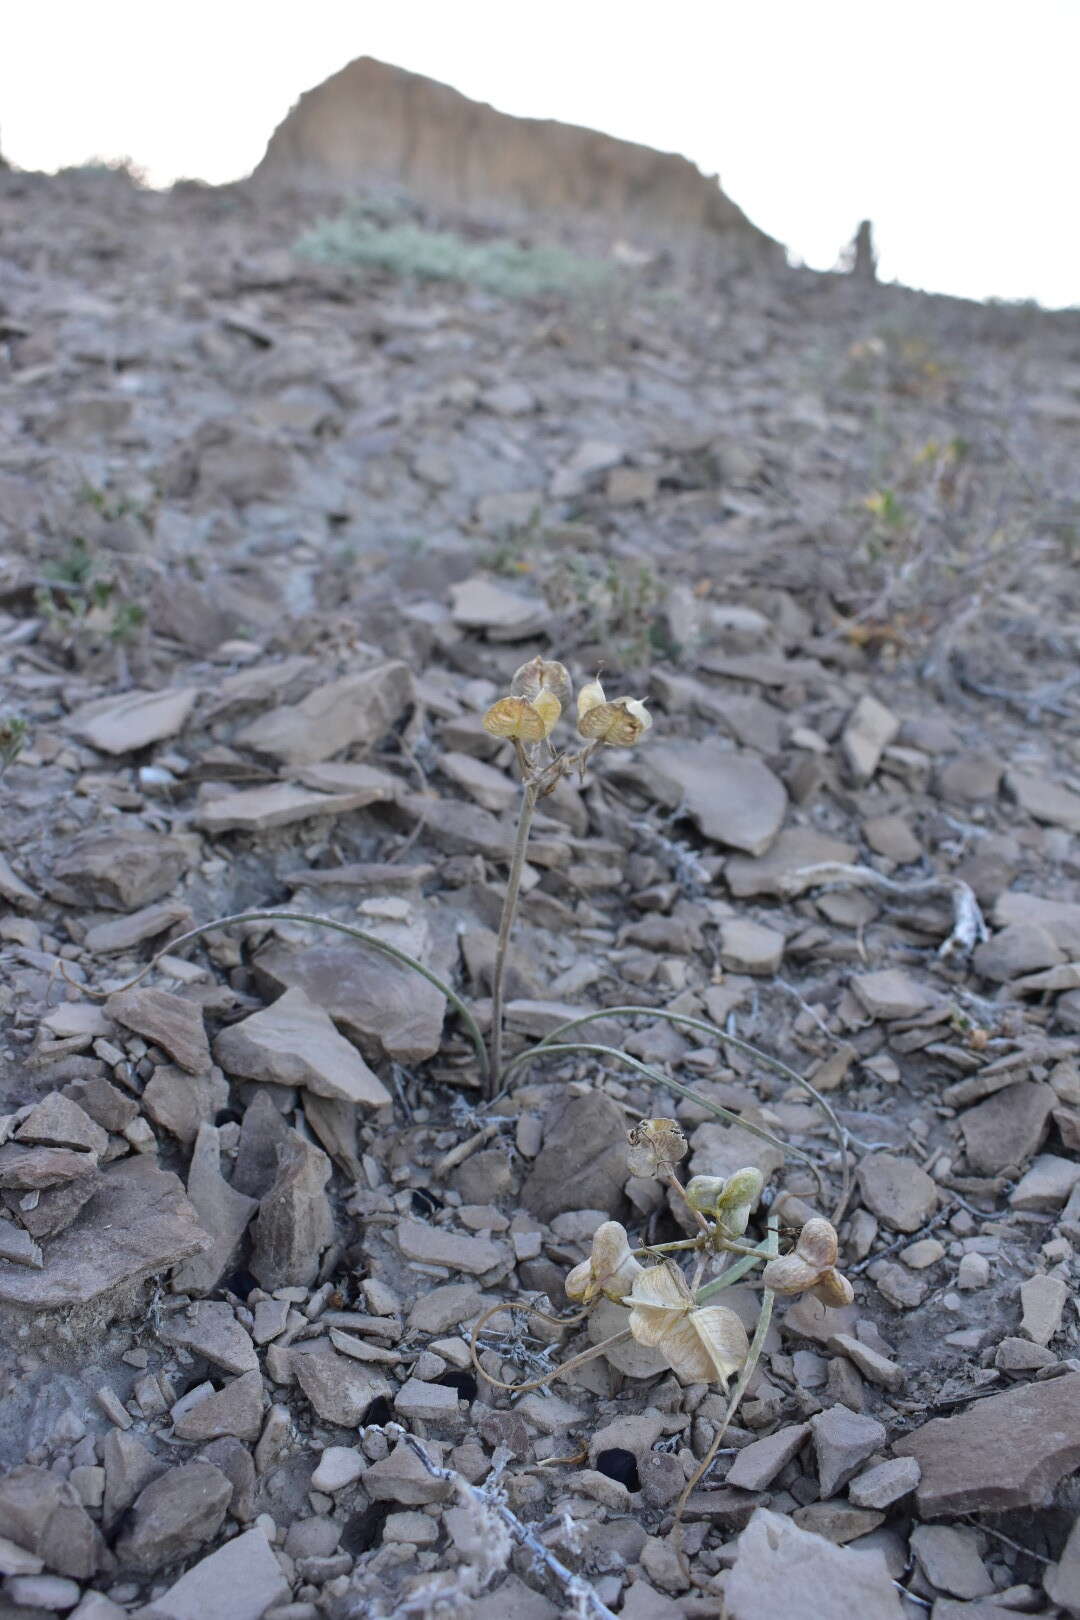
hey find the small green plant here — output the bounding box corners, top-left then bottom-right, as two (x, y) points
(0, 714), (29, 778)
(296, 211), (613, 299)
(34, 537), (147, 663)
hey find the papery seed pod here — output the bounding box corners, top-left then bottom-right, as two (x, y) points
(565, 1220), (642, 1304)
(511, 657), (571, 707)
(761, 1216), (850, 1302)
(626, 1117), (687, 1178)
(626, 1263), (748, 1386)
(793, 1218), (839, 1271)
(813, 1268), (855, 1308)
(689, 1304), (751, 1385)
(685, 1175), (727, 1214)
(531, 689), (562, 736)
(577, 676), (606, 721)
(760, 1250), (819, 1296)
(578, 695), (651, 747)
(483, 695), (553, 742)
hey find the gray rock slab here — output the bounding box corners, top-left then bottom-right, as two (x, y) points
(194, 781), (388, 833)
(114, 1460), (231, 1574)
(520, 1091), (630, 1221)
(146, 1526), (288, 1620)
(724, 1507), (904, 1620)
(0, 1157), (210, 1311)
(894, 1371), (1080, 1514)
(254, 941), (446, 1066)
(69, 687), (198, 755)
(857, 1152), (938, 1232)
(811, 1405), (887, 1497)
(171, 1124), (257, 1296)
(235, 661), (413, 766)
(635, 739), (787, 855)
(50, 823), (192, 911)
(250, 1133), (335, 1290)
(106, 988), (210, 1073)
(293, 1345), (392, 1427)
(214, 985), (391, 1107)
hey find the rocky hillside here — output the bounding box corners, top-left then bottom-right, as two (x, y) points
(0, 160), (1079, 1618)
(252, 56), (780, 267)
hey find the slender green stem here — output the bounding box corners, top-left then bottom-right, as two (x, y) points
(501, 1039), (825, 1201)
(695, 1234), (774, 1301)
(675, 1215), (780, 1584)
(75, 909), (490, 1082)
(489, 780), (539, 1096)
(509, 1003), (849, 1222)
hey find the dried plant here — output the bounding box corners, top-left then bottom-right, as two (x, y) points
(67, 645), (860, 1603)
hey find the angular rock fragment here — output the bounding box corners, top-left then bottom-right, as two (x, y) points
(141, 1525), (288, 1620)
(1009, 1153), (1080, 1210)
(171, 1124), (258, 1296)
(50, 823), (192, 910)
(959, 1081), (1054, 1175)
(114, 1460), (231, 1573)
(214, 986), (391, 1107)
(10, 1165), (104, 1241)
(15, 1092), (109, 1156)
(159, 1300), (259, 1373)
(142, 1064), (230, 1146)
(857, 1153), (937, 1233)
(719, 918), (785, 975)
(909, 1525), (993, 1599)
(725, 1424), (810, 1491)
(1019, 1273), (1068, 1345)
(449, 577), (547, 639)
(636, 740), (787, 855)
(851, 971), (936, 1021)
(894, 1371), (1080, 1514)
(83, 899), (192, 954)
(848, 1456), (919, 1509)
(195, 781), (388, 833)
(724, 1508), (903, 1620)
(0, 1157), (209, 1311)
(293, 1345), (392, 1426)
(395, 1218), (508, 1276)
(811, 1405), (887, 1497)
(0, 1465), (106, 1578)
(235, 661), (414, 766)
(106, 988), (210, 1073)
(69, 687), (198, 755)
(255, 942), (446, 1065)
(0, 1143), (98, 1190)
(250, 1133), (334, 1289)
(102, 1429), (165, 1532)
(171, 1370), (264, 1443)
(841, 694), (899, 784)
(0, 1223), (42, 1268)
(520, 1091), (630, 1220)
(1006, 769), (1080, 833)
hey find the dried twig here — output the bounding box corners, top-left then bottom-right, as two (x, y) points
(779, 861), (988, 960)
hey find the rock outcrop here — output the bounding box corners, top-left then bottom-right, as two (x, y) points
(251, 55), (778, 261)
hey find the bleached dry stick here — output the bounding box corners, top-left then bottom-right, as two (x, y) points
(778, 861), (988, 960)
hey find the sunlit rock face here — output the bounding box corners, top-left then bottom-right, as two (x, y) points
(251, 54), (780, 262)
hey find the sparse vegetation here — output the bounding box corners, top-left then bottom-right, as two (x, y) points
(296, 209), (614, 298)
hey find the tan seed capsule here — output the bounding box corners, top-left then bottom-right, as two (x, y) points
(482, 695), (549, 742)
(578, 696), (652, 746)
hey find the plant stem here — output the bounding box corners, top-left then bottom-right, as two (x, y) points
(675, 1214), (780, 1585)
(489, 778), (539, 1095)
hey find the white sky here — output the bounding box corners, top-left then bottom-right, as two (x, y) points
(3, 0), (1077, 307)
